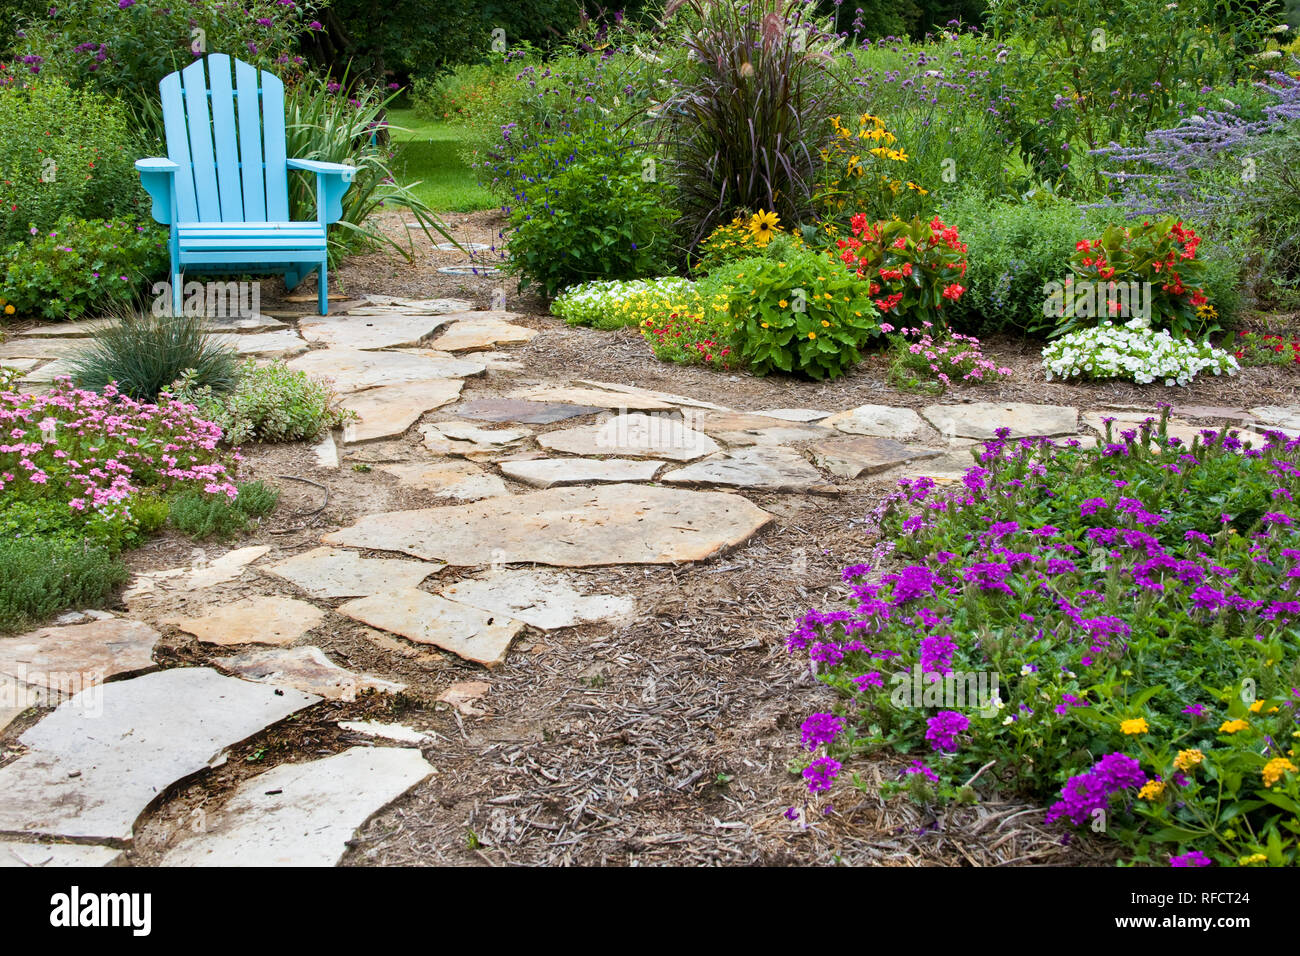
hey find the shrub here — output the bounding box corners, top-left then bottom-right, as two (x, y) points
(691, 210), (803, 275)
(941, 192), (1099, 337)
(551, 276), (698, 330)
(1042, 318), (1239, 385)
(830, 214), (969, 329)
(168, 359), (352, 444)
(815, 113), (929, 226)
(788, 411), (1300, 866)
(2, 216), (169, 320)
(504, 126), (679, 296)
(168, 479), (278, 539)
(69, 313), (239, 401)
(1233, 330), (1300, 368)
(0, 79), (142, 243)
(708, 246), (881, 379)
(1061, 218), (1214, 338)
(0, 538), (128, 633)
(14, 0), (309, 100)
(637, 282), (739, 369)
(0, 376), (237, 549)
(886, 325), (1012, 394)
(658, 0), (838, 249)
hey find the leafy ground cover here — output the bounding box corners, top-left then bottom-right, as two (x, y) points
(788, 409), (1300, 866)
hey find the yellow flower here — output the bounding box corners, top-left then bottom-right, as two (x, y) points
(1262, 757), (1296, 788)
(808, 332), (816, 340)
(778, 300), (788, 308)
(1173, 749), (1204, 772)
(1219, 719), (1250, 734)
(1137, 779), (1166, 800)
(748, 209), (780, 247)
(761, 322), (770, 329)
(3, 304), (12, 315)
(1249, 700), (1279, 714)
(1120, 718), (1149, 735)
(1238, 853), (1268, 866)
(821, 319), (830, 327)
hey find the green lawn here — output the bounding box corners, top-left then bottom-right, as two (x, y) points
(387, 109), (496, 213)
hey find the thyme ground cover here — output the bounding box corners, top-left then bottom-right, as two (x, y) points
(788, 409), (1300, 866)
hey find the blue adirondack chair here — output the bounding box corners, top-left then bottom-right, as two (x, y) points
(136, 54), (356, 316)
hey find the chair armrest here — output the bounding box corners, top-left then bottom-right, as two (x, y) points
(286, 158), (357, 225)
(135, 158), (180, 226)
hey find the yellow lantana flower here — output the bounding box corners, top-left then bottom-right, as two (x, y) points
(1173, 749), (1204, 772)
(1262, 757), (1296, 788)
(1137, 779), (1166, 799)
(1120, 718), (1149, 735)
(1219, 719), (1250, 734)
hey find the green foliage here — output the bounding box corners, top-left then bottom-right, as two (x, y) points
(168, 480), (278, 539)
(658, 0), (839, 248)
(830, 214), (970, 329)
(505, 128), (679, 296)
(941, 191), (1098, 336)
(709, 246), (881, 379)
(284, 72), (457, 264)
(795, 411), (1300, 865)
(70, 313), (240, 401)
(1063, 217), (1214, 338)
(0, 537), (128, 633)
(985, 0), (1274, 196)
(410, 59), (519, 121)
(2, 217), (169, 320)
(15, 0), (311, 100)
(0, 80), (143, 243)
(168, 359), (353, 444)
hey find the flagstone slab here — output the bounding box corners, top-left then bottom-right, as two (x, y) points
(158, 746), (432, 867)
(261, 547), (439, 599)
(810, 436), (944, 479)
(0, 357), (41, 373)
(438, 570), (636, 631)
(0, 841), (124, 867)
(922, 402), (1078, 440)
(0, 619), (161, 692)
(286, 347), (484, 393)
(538, 412), (719, 461)
(821, 404), (933, 441)
(499, 457), (663, 488)
(312, 430), (339, 469)
(0, 338), (85, 361)
(218, 646), (405, 699)
(686, 410), (834, 447)
(338, 721), (431, 745)
(338, 379), (463, 442)
(510, 385), (676, 411)
(661, 446), (833, 493)
(167, 596), (326, 647)
(757, 408), (831, 423)
(0, 668), (318, 842)
(451, 397), (600, 424)
(0, 704), (28, 735)
(123, 545), (270, 605)
(378, 459), (508, 500)
(19, 358), (77, 386)
(420, 421), (532, 457)
(321, 484), (774, 567)
(211, 329), (307, 359)
(299, 312), (456, 350)
(1249, 405), (1300, 433)
(428, 315), (537, 352)
(574, 380), (730, 411)
(353, 295), (473, 314)
(1176, 404), (1251, 422)
(20, 318), (113, 337)
(338, 589), (526, 668)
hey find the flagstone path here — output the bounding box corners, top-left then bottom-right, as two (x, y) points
(0, 296), (1285, 866)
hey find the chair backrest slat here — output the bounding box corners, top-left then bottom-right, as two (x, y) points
(234, 58), (267, 221)
(159, 71), (199, 221)
(158, 55), (291, 224)
(206, 54), (245, 222)
(260, 71), (290, 221)
(180, 58), (221, 221)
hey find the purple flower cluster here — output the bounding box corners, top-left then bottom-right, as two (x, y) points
(1045, 753), (1145, 826)
(925, 711), (969, 752)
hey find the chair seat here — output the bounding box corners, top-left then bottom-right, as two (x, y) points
(177, 221), (327, 252)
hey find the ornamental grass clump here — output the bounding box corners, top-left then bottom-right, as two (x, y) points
(787, 408), (1300, 866)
